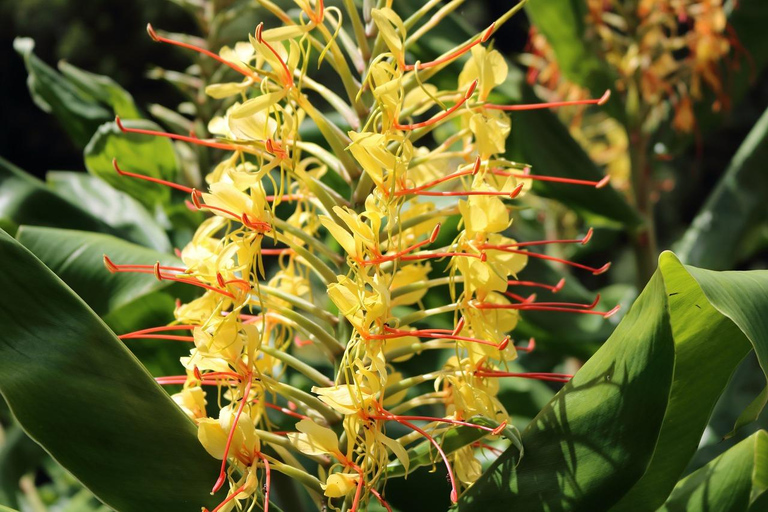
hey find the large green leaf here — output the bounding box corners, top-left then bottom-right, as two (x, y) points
(84, 120), (178, 208)
(47, 171), (171, 252)
(13, 38), (112, 148)
(0, 157), (111, 234)
(16, 226), (182, 319)
(0, 229), (223, 511)
(659, 430), (768, 511)
(675, 106), (768, 270)
(458, 252), (768, 510)
(57, 60), (141, 119)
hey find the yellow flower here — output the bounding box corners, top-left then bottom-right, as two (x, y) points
(458, 46), (508, 102)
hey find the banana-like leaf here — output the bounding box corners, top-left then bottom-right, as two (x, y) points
(459, 252), (768, 511)
(84, 120), (177, 208)
(659, 430), (768, 511)
(57, 60), (141, 120)
(13, 38), (112, 148)
(0, 157), (111, 234)
(47, 172), (171, 252)
(16, 226), (183, 319)
(0, 229), (223, 511)
(675, 106), (768, 270)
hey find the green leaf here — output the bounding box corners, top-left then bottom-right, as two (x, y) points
(13, 38), (112, 148)
(47, 171), (171, 252)
(57, 60), (141, 119)
(16, 226), (182, 319)
(659, 430), (768, 511)
(0, 157), (111, 234)
(459, 252), (768, 510)
(0, 229), (223, 511)
(675, 106), (768, 269)
(84, 120), (178, 208)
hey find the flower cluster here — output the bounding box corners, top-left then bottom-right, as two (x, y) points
(105, 1), (617, 510)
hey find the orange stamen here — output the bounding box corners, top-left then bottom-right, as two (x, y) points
(402, 24), (495, 71)
(394, 80), (477, 131)
(483, 89), (611, 111)
(477, 244), (611, 275)
(113, 158), (202, 195)
(116, 116), (245, 151)
(212, 373), (253, 493)
(256, 23), (294, 88)
(474, 370), (573, 383)
(147, 24), (260, 82)
(508, 277), (565, 293)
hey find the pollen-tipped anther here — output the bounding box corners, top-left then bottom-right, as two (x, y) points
(593, 262), (611, 275)
(146, 23), (159, 42)
(429, 223), (441, 244)
(103, 255), (118, 273)
(596, 175), (611, 188)
(581, 228), (594, 245)
(597, 89), (611, 105)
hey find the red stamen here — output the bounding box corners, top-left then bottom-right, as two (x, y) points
(487, 167), (611, 189)
(483, 89), (610, 111)
(399, 250), (485, 263)
(261, 248), (294, 256)
(350, 468), (365, 512)
(369, 413), (499, 434)
(472, 301), (620, 318)
(104, 257), (238, 299)
(389, 417), (459, 503)
(258, 452), (271, 512)
(116, 116), (245, 151)
(402, 24), (495, 71)
(507, 277), (565, 293)
(362, 224), (441, 265)
(378, 325), (506, 350)
(256, 23), (294, 87)
(370, 489), (392, 512)
(474, 370), (573, 383)
(394, 80), (477, 131)
(120, 334), (195, 342)
(146, 24), (260, 82)
(472, 441), (503, 456)
(213, 373), (254, 493)
(496, 229), (594, 250)
(515, 337), (536, 353)
(204, 481), (248, 512)
(253, 400), (311, 420)
(113, 158), (201, 195)
(156, 377), (238, 386)
(477, 245), (610, 275)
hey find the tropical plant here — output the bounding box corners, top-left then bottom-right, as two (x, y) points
(1, 1), (767, 511)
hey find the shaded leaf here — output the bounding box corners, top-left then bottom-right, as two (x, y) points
(459, 252), (768, 511)
(0, 424), (46, 508)
(0, 229), (223, 511)
(0, 157), (110, 234)
(47, 171), (171, 252)
(13, 38), (112, 147)
(675, 106), (768, 270)
(659, 430), (768, 512)
(16, 226), (185, 318)
(84, 120), (177, 208)
(57, 60), (140, 119)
